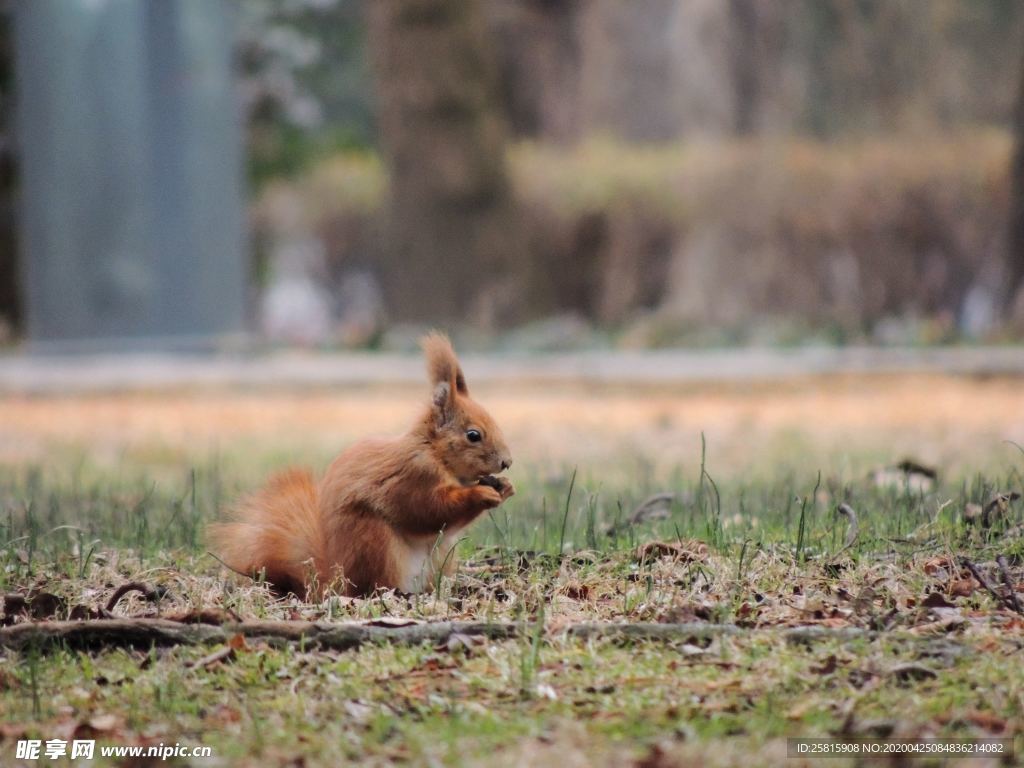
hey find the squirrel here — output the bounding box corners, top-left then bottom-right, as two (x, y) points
(208, 333), (514, 599)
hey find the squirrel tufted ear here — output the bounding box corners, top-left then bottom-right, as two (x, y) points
(431, 381), (454, 425)
(421, 331), (468, 395)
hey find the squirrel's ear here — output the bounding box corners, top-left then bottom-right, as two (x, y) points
(431, 381), (455, 426)
(422, 331), (469, 395)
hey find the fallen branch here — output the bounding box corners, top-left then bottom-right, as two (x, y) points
(0, 618), (968, 654)
(0, 619), (517, 653)
(566, 622), (880, 644)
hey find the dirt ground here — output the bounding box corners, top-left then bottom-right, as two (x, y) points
(3, 373), (1022, 479)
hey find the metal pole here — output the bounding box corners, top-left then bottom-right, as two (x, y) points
(13, 0), (247, 350)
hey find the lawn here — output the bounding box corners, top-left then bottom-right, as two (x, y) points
(1, 375), (1022, 766)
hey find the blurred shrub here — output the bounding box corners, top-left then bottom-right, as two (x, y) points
(260, 129), (1012, 344)
(236, 0), (373, 188)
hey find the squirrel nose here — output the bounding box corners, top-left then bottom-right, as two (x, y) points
(501, 458), (512, 471)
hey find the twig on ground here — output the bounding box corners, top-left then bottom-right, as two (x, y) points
(105, 582), (163, 614)
(831, 503), (860, 560)
(188, 645), (236, 669)
(960, 557), (1017, 614)
(605, 493), (675, 537)
(995, 555), (1024, 615)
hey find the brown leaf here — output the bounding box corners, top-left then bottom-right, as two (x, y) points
(960, 711), (1007, 734)
(204, 705), (242, 727)
(736, 601), (756, 619)
(887, 663), (937, 682)
(948, 578), (977, 598)
(923, 556), (956, 576)
(634, 742), (677, 768)
(404, 656), (457, 676)
(922, 591), (956, 608)
(852, 586), (877, 615)
(561, 582), (591, 600)
(69, 604), (105, 621)
(912, 611), (966, 635)
(0, 668), (20, 691)
(3, 592), (67, 621)
(28, 592), (66, 619)
(1, 594), (28, 624)
(810, 655), (838, 675)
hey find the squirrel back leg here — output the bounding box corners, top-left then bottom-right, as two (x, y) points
(323, 514), (404, 596)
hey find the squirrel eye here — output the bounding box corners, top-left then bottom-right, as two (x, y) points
(466, 429), (482, 443)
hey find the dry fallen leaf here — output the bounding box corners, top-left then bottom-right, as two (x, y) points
(560, 582), (591, 601)
(852, 585), (876, 615)
(635, 540), (708, 563)
(810, 655), (838, 675)
(440, 632), (485, 654)
(887, 663), (937, 682)
(923, 556), (957, 576)
(922, 591), (956, 608)
(343, 700), (374, 723)
(948, 578), (977, 598)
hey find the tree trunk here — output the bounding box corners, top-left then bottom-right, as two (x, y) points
(0, 5), (19, 337)
(728, 0), (789, 137)
(368, 0), (522, 326)
(1007, 49), (1024, 315)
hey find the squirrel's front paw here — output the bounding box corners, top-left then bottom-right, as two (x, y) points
(493, 476), (515, 501)
(475, 484), (503, 508)
(478, 475), (515, 502)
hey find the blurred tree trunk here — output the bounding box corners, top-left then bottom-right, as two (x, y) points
(486, 0), (583, 143)
(368, 0), (522, 325)
(577, 0), (687, 142)
(1008, 49), (1024, 314)
(0, 3), (18, 337)
(729, 0), (759, 135)
(728, 0), (788, 136)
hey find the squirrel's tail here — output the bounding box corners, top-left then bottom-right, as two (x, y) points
(208, 468), (326, 598)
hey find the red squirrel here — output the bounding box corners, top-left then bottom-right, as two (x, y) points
(208, 333), (514, 598)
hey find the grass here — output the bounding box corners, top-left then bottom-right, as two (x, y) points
(1, 437), (1023, 766)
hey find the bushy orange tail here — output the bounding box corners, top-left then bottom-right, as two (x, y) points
(207, 469), (325, 597)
